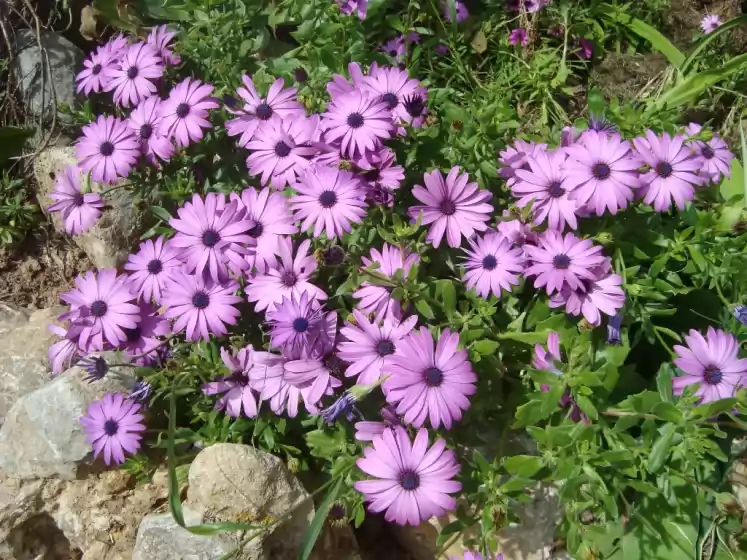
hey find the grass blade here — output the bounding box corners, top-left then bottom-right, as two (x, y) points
(682, 15), (747, 75)
(741, 122), (747, 209)
(298, 477), (344, 560)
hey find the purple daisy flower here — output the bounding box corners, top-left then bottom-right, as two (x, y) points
(158, 78), (219, 148)
(146, 25), (180, 66)
(399, 89), (429, 129)
(336, 0), (368, 19)
(124, 236), (183, 304)
(327, 62), (370, 100)
(48, 324), (80, 375)
(245, 115), (319, 189)
(119, 302), (171, 365)
(76, 44), (119, 95)
(127, 96), (174, 165)
(498, 139), (548, 185)
(506, 0), (550, 12)
(443, 0), (469, 22)
(284, 333), (344, 413)
(633, 130), (704, 212)
(266, 292), (325, 354)
(523, 231), (607, 294)
(322, 91), (393, 159)
(338, 311), (419, 385)
(564, 131), (641, 216)
(80, 392), (145, 466)
(202, 346), (260, 418)
(509, 28), (528, 47)
(735, 305), (747, 326)
(408, 166), (493, 249)
(231, 186), (298, 270)
(533, 331), (562, 373)
(462, 232), (525, 299)
(75, 115), (140, 185)
(246, 238), (327, 312)
(363, 66), (421, 127)
(103, 42), (163, 107)
(576, 38), (593, 59)
(60, 269), (139, 352)
(381, 36), (406, 64)
(700, 14), (722, 34)
(47, 165), (104, 235)
(290, 164), (368, 239)
(354, 244), (419, 319)
(354, 405), (401, 441)
(226, 76), (306, 147)
(607, 312), (623, 345)
(356, 148), (405, 205)
(551, 269), (625, 326)
(512, 149), (580, 231)
(169, 193), (253, 283)
(354, 426), (461, 525)
(673, 327), (747, 403)
(384, 327), (477, 429)
(161, 271), (241, 341)
(496, 211), (536, 248)
(685, 123), (734, 183)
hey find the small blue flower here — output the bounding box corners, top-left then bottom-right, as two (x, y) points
(588, 113), (617, 134)
(320, 391), (359, 424)
(606, 312), (623, 345)
(79, 356), (109, 382)
(734, 305), (747, 326)
(129, 379), (153, 404)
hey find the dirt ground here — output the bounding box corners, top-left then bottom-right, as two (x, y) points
(662, 0), (746, 50)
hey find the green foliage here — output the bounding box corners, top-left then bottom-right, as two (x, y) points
(0, 172), (39, 247)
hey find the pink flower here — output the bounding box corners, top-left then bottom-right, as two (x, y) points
(461, 232), (525, 299)
(146, 25), (180, 66)
(75, 115), (140, 184)
(47, 165), (104, 235)
(509, 28), (528, 46)
(80, 393), (145, 465)
(127, 96), (174, 165)
(158, 78), (219, 148)
(321, 90), (394, 159)
(104, 42), (163, 107)
(202, 346), (261, 418)
(354, 243), (419, 319)
(124, 236), (183, 304)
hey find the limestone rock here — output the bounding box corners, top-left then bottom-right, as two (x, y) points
(187, 443), (314, 559)
(0, 305), (64, 427)
(13, 30), (82, 121)
(34, 146), (146, 268)
(0, 356), (136, 480)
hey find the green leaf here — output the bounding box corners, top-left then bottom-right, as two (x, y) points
(652, 402), (683, 423)
(150, 206), (173, 222)
(656, 364), (675, 403)
(414, 299), (435, 320)
(647, 424), (676, 474)
(681, 15), (747, 74)
(719, 160), (744, 203)
(472, 339), (498, 355)
(498, 331), (554, 345)
(503, 455), (543, 478)
(0, 127), (33, 165)
(298, 478), (343, 560)
(435, 280), (456, 318)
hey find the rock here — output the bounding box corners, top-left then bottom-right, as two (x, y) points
(187, 443), (315, 559)
(0, 355), (136, 480)
(13, 30), (83, 121)
(0, 305), (64, 427)
(309, 524), (363, 560)
(34, 146), (146, 268)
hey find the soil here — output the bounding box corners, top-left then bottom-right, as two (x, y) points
(0, 225), (91, 309)
(590, 52), (670, 102)
(661, 0), (746, 50)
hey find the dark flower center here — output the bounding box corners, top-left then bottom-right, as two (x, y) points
(347, 113), (364, 129)
(403, 95), (425, 117)
(103, 419), (119, 436)
(192, 291), (210, 309)
(656, 161), (673, 178)
(293, 317), (309, 333)
(90, 300), (108, 317)
(126, 66), (139, 79)
(294, 68), (308, 83)
(364, 168), (381, 182)
(376, 339), (396, 357)
(222, 95), (239, 109)
(73, 193), (85, 207)
(256, 102), (273, 120)
(147, 259), (163, 274)
(228, 371), (249, 386)
(423, 366), (444, 387)
(328, 504), (346, 520)
(247, 222), (263, 238)
(482, 254), (498, 271)
(323, 245), (345, 266)
(202, 229), (220, 248)
(275, 141), (292, 157)
(382, 93), (399, 109)
(592, 163), (611, 180)
(100, 142), (115, 157)
(176, 103), (191, 118)
(702, 146), (715, 159)
(439, 199), (457, 216)
(92, 63), (102, 75)
(124, 327), (142, 342)
(704, 366), (723, 385)
(323, 354), (346, 376)
(319, 190), (338, 208)
(548, 181), (565, 197)
(553, 254), (571, 269)
(399, 470), (421, 491)
(139, 123), (153, 139)
(281, 271), (297, 287)
(388, 49), (398, 57)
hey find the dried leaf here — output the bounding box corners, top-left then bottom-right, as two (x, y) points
(79, 5), (99, 41)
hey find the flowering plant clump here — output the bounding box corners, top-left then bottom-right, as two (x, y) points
(47, 0), (747, 557)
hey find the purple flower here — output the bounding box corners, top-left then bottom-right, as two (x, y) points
(607, 312), (623, 345)
(633, 130), (704, 212)
(451, 552), (504, 560)
(322, 91), (393, 159)
(701, 14), (722, 34)
(146, 25), (180, 66)
(226, 77), (306, 147)
(119, 302), (171, 365)
(551, 269), (625, 326)
(506, 0), (550, 12)
(290, 164), (368, 239)
(384, 327), (476, 429)
(129, 379), (153, 404)
(76, 45), (118, 95)
(124, 236), (183, 304)
(266, 292), (326, 354)
(564, 131), (641, 216)
(363, 66), (421, 129)
(336, 0), (368, 19)
(327, 62), (370, 100)
(81, 392), (145, 465)
(381, 36), (406, 64)
(356, 148), (405, 203)
(355, 426), (461, 525)
(588, 113), (617, 134)
(169, 193), (253, 282)
(231, 186), (298, 270)
(103, 42), (163, 107)
(48, 324), (80, 375)
(284, 333), (344, 412)
(338, 311), (418, 385)
(60, 269), (139, 352)
(79, 355), (110, 382)
(462, 232), (525, 299)
(576, 38), (593, 59)
(321, 391), (358, 423)
(409, 167), (493, 248)
(47, 165), (104, 235)
(75, 115), (140, 184)
(247, 238), (327, 311)
(735, 305), (747, 326)
(673, 327), (747, 403)
(533, 331), (562, 372)
(354, 406), (401, 441)
(400, 90), (429, 129)
(512, 149), (580, 231)
(498, 139), (548, 185)
(161, 271), (241, 341)
(508, 28), (528, 47)
(496, 212), (535, 248)
(435, 43), (450, 56)
(354, 244), (419, 320)
(443, 0), (469, 22)
(245, 116), (319, 189)
(128, 96), (174, 165)
(158, 78), (219, 148)
(202, 346), (260, 418)
(523, 231), (606, 295)
(685, 123), (734, 183)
